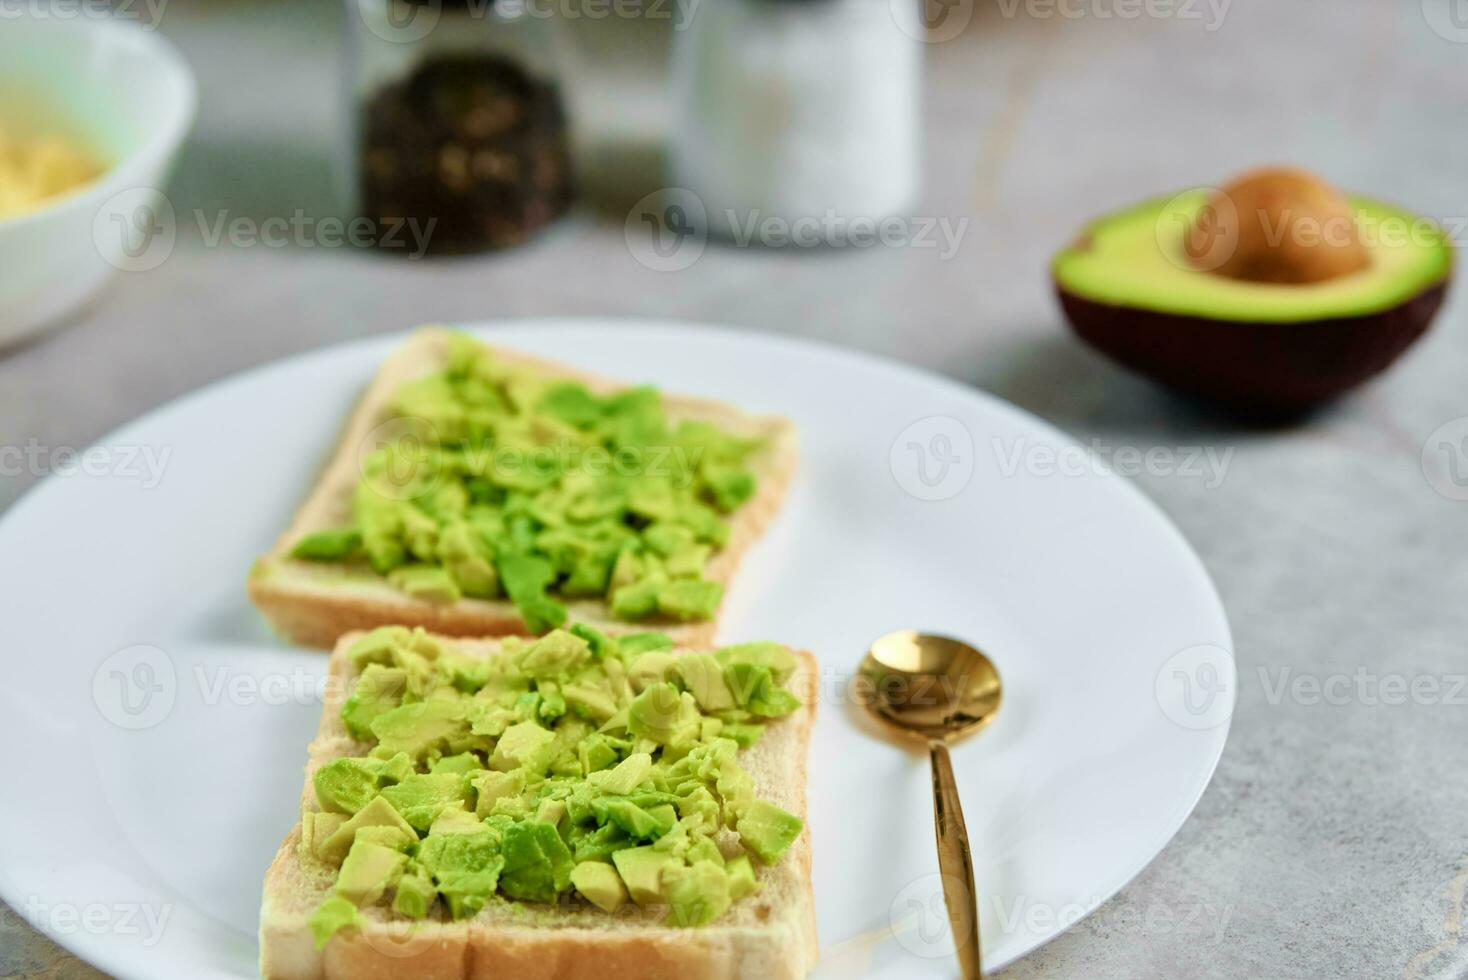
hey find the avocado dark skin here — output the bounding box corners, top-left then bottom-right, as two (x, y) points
(1058, 281), (1448, 414)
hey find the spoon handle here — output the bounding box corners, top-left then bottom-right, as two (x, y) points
(929, 740), (982, 979)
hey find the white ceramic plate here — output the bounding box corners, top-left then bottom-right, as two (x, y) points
(0, 321), (1233, 979)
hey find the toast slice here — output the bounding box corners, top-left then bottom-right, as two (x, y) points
(248, 328), (799, 649)
(259, 632), (820, 980)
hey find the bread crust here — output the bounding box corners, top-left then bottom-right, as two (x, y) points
(259, 635), (820, 980)
(248, 328), (798, 650)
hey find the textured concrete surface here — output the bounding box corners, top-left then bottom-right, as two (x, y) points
(3, 1), (1467, 977)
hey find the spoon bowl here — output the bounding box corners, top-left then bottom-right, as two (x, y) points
(857, 630), (1003, 743)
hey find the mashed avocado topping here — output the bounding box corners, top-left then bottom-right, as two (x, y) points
(305, 625), (804, 946)
(290, 333), (762, 631)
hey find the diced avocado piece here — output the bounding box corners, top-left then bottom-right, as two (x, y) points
(537, 681), (569, 724)
(319, 795), (419, 865)
(628, 651), (677, 692)
(656, 579), (723, 621)
(736, 800), (803, 863)
(718, 642), (799, 683)
(618, 632), (674, 656)
(335, 839), (408, 906)
(573, 823), (634, 863)
(720, 723), (764, 748)
(436, 520), (498, 598)
(612, 845), (681, 906)
(391, 872), (437, 919)
(355, 825), (415, 850)
(627, 683), (701, 746)
(646, 804), (679, 837)
(471, 769), (527, 818)
(429, 807), (486, 836)
(674, 653), (736, 711)
(430, 751), (484, 775)
(607, 544), (643, 592)
(587, 752), (653, 795)
(703, 465), (756, 513)
(301, 811), (348, 863)
(517, 630), (591, 678)
(356, 494), (406, 574)
(344, 626), (412, 669)
(568, 623), (616, 659)
(417, 829), (506, 919)
(609, 578), (662, 620)
(497, 552), (567, 633)
(664, 861), (732, 926)
(399, 504), (441, 561)
(538, 381), (605, 427)
(723, 662), (800, 719)
(675, 787), (720, 836)
(676, 501), (730, 547)
(488, 793), (533, 821)
(341, 664), (410, 740)
(499, 820), (575, 904)
(560, 551), (614, 598)
(687, 835), (725, 868)
(489, 721), (557, 774)
(577, 733), (620, 774)
(627, 480), (677, 521)
(664, 543), (712, 579)
(380, 773), (469, 832)
(314, 755), (406, 815)
(388, 564), (462, 604)
(564, 681), (619, 724)
(571, 860), (630, 913)
(309, 895), (359, 949)
(643, 522), (695, 557)
(725, 854), (758, 900)
(370, 698), (468, 761)
(594, 799), (669, 841)
(292, 528), (362, 561)
(535, 797), (567, 828)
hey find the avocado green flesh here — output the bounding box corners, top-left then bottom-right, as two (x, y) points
(306, 625), (805, 947)
(1052, 192), (1452, 323)
(289, 332), (763, 630)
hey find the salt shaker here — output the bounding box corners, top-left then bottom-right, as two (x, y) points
(669, 0), (922, 245)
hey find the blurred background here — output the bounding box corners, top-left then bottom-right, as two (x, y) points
(4, 0), (1468, 977)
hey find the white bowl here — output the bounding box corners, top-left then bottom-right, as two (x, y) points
(0, 17), (196, 348)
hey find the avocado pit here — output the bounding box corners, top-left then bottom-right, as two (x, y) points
(1190, 167), (1371, 285)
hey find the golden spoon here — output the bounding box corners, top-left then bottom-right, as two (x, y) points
(856, 630), (1003, 979)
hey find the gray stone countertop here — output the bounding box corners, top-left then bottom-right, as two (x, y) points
(3, 1), (1467, 977)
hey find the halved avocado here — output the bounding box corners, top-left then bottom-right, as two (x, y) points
(1053, 188), (1452, 413)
